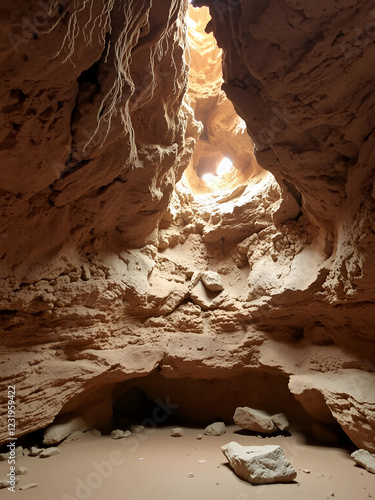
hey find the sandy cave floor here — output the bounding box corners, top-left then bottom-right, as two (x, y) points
(1, 426), (374, 500)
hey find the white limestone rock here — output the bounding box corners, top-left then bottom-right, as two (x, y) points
(43, 414), (92, 444)
(19, 483), (37, 490)
(201, 271), (224, 292)
(204, 422), (226, 436)
(110, 429), (124, 440)
(233, 407), (277, 433)
(39, 447), (60, 458)
(190, 281), (227, 310)
(171, 428), (185, 437)
(15, 466), (28, 475)
(29, 447), (44, 457)
(0, 477), (19, 488)
(221, 441), (297, 484)
(351, 449), (375, 474)
(271, 413), (290, 432)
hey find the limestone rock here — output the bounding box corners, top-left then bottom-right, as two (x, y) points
(39, 447), (60, 458)
(19, 483), (37, 490)
(271, 413), (290, 432)
(221, 442), (297, 484)
(110, 429), (124, 440)
(233, 407), (277, 433)
(351, 449), (375, 474)
(204, 422), (226, 436)
(200, 271), (224, 292)
(43, 414), (92, 445)
(171, 428), (185, 437)
(0, 477), (19, 488)
(29, 447), (44, 457)
(15, 466), (28, 475)
(190, 281), (226, 310)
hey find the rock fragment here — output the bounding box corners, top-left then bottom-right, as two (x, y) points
(19, 483), (37, 490)
(15, 466), (28, 475)
(221, 441), (297, 484)
(29, 447), (44, 457)
(233, 407), (277, 433)
(171, 428), (185, 437)
(110, 429), (124, 440)
(43, 414), (92, 444)
(271, 413), (290, 432)
(201, 271), (224, 292)
(351, 449), (375, 474)
(204, 422), (226, 436)
(39, 447), (60, 458)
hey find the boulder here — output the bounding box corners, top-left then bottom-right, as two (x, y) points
(221, 441), (297, 484)
(204, 422), (226, 436)
(43, 414), (92, 445)
(271, 413), (290, 432)
(233, 407), (277, 433)
(201, 271), (224, 292)
(351, 449), (375, 474)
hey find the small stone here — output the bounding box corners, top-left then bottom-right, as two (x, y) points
(130, 425), (144, 434)
(39, 447), (60, 458)
(15, 466), (28, 475)
(0, 453), (8, 461)
(271, 413), (290, 432)
(351, 449), (375, 474)
(111, 429), (124, 440)
(123, 430), (132, 438)
(81, 263), (91, 281)
(198, 459), (207, 464)
(328, 493), (335, 497)
(187, 473), (194, 478)
(171, 428), (185, 437)
(204, 422), (226, 436)
(0, 477), (19, 488)
(29, 447), (44, 457)
(303, 469), (311, 474)
(19, 483), (37, 490)
(201, 271), (224, 292)
(197, 434), (202, 440)
(23, 448), (30, 456)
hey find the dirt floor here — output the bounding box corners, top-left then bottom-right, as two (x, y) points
(1, 425), (374, 500)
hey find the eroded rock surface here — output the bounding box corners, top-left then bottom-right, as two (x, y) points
(0, 0), (374, 453)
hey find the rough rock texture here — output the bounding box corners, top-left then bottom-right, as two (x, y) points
(0, 0), (374, 453)
(43, 413), (92, 444)
(204, 422), (226, 436)
(221, 441), (297, 484)
(351, 449), (375, 474)
(233, 407), (277, 433)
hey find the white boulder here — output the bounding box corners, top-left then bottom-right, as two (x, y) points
(233, 407), (277, 433)
(221, 441), (297, 484)
(204, 422), (226, 436)
(351, 449), (375, 474)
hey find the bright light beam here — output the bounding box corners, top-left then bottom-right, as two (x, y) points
(216, 157), (233, 177)
(202, 173), (217, 188)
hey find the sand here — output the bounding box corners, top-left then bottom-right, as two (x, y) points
(1, 425), (374, 500)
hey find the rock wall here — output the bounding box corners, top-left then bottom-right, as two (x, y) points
(0, 0), (374, 452)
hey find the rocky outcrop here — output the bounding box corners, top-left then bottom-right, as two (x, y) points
(0, 0), (374, 454)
